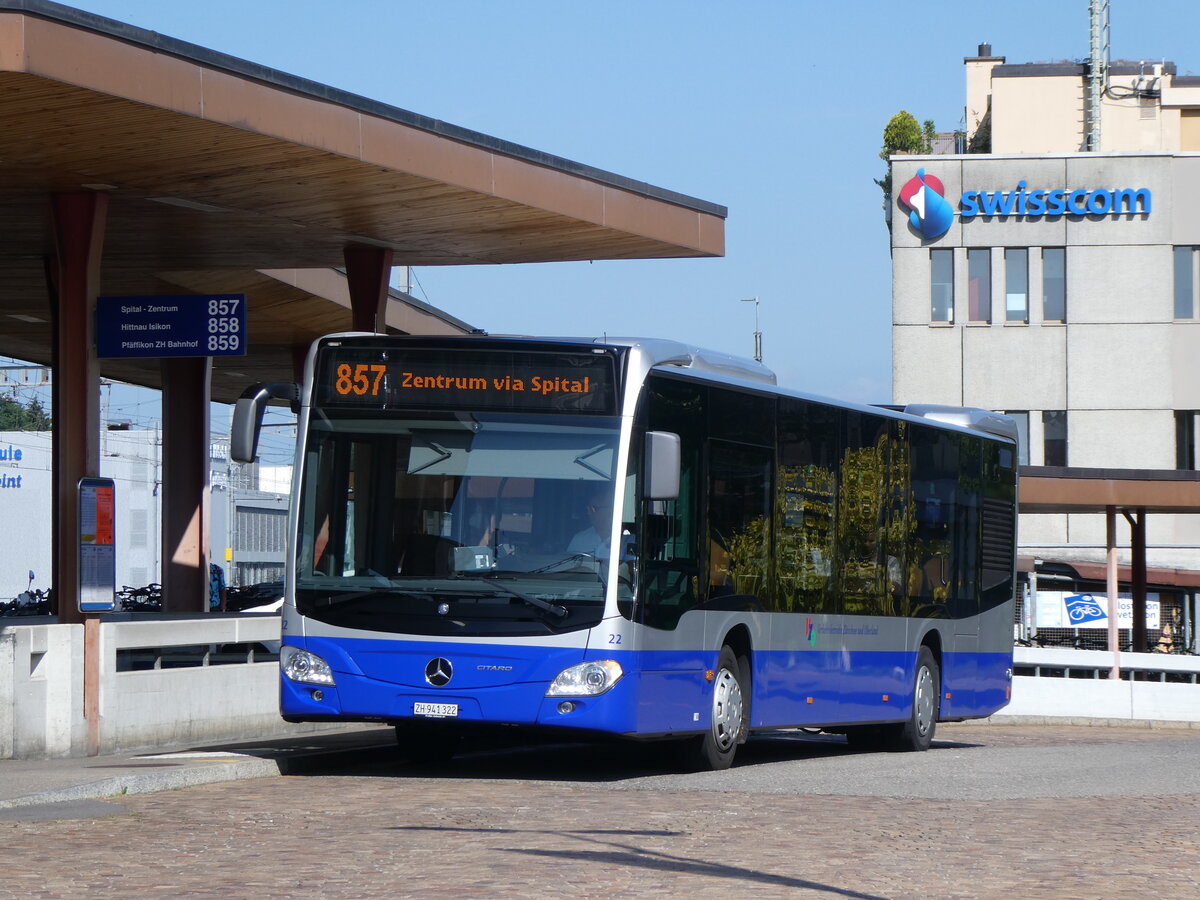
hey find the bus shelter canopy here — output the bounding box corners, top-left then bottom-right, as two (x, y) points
(1019, 466), (1200, 516)
(0, 1), (726, 402)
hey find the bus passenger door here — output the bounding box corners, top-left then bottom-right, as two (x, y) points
(704, 440), (773, 723)
(775, 397), (842, 726)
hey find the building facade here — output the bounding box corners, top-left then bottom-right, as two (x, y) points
(892, 48), (1200, 593)
(0, 428), (289, 601)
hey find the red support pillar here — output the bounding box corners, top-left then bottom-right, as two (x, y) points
(1105, 506), (1120, 679)
(1125, 509), (1147, 652)
(343, 245), (393, 333)
(160, 357), (213, 612)
(49, 192), (108, 626)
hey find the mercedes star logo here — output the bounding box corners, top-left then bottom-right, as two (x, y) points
(425, 657), (453, 687)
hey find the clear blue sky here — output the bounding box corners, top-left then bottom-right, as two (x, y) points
(34, 1), (1200, 421)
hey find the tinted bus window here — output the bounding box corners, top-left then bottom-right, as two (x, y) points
(839, 410), (897, 616)
(952, 434), (982, 621)
(981, 439), (1017, 612)
(909, 428), (956, 619)
(777, 398), (839, 614)
(707, 440), (773, 609)
(710, 387), (773, 445)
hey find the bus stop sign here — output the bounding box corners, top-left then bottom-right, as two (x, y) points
(96, 294), (246, 358)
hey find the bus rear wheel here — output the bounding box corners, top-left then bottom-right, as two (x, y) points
(885, 646), (940, 752)
(681, 645), (747, 771)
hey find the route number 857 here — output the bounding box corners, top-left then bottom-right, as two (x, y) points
(336, 363), (387, 396)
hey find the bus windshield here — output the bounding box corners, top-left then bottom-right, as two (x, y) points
(295, 411), (632, 637)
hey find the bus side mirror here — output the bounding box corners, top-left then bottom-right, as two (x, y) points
(231, 382), (298, 463)
(643, 431), (680, 500)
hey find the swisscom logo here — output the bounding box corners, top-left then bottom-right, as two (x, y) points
(898, 168), (1152, 241)
(898, 168), (954, 239)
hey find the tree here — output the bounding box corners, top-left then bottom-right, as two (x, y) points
(0, 394), (52, 430)
(922, 119), (937, 154)
(881, 110), (924, 158)
(875, 110), (937, 223)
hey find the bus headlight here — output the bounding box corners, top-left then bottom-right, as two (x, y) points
(546, 659), (623, 697)
(281, 646), (336, 686)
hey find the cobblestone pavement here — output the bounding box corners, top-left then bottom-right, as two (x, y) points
(1, 724), (1198, 899)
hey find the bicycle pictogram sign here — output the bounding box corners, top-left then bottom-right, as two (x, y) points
(1064, 594), (1108, 625)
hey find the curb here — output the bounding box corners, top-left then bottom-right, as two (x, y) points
(0, 741), (398, 810)
(0, 756), (284, 809)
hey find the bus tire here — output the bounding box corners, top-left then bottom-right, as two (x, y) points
(682, 645), (747, 771)
(886, 645), (939, 752)
(394, 721), (461, 763)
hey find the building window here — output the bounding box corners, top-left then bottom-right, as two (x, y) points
(1005, 411), (1030, 466)
(1043, 248), (1065, 322)
(968, 249), (991, 322)
(1043, 410), (1067, 467)
(1005, 249), (1028, 322)
(931, 249), (954, 322)
(1176, 411), (1198, 470)
(1175, 246), (1197, 319)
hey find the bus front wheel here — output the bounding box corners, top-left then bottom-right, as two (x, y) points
(682, 645), (747, 771)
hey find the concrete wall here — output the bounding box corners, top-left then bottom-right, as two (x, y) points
(1, 616), (324, 759)
(993, 645), (1200, 724)
(5, 621), (1198, 758)
(991, 75), (1084, 153)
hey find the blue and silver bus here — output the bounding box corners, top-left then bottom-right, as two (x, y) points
(233, 335), (1018, 769)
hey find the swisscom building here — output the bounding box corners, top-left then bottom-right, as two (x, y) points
(890, 45), (1200, 646)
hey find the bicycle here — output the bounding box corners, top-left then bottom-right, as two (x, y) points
(0, 587), (52, 616)
(118, 583), (162, 612)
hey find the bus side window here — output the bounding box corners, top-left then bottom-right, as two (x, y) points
(909, 430), (956, 618)
(706, 440), (772, 608)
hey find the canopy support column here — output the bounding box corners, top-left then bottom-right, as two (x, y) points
(160, 357), (213, 612)
(1106, 506), (1120, 680)
(343, 246), (393, 333)
(1124, 508), (1147, 652)
(49, 192), (108, 626)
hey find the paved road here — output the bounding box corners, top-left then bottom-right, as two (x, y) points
(1, 723), (1198, 898)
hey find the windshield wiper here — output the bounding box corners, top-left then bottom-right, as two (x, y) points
(454, 576), (569, 619)
(312, 587), (435, 608)
(530, 552), (596, 574)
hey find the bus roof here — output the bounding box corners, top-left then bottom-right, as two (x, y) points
(309, 333), (1017, 445)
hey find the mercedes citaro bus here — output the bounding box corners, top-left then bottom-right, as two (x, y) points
(233, 335), (1018, 769)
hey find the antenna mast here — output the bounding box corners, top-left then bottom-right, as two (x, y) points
(1086, 0), (1110, 151)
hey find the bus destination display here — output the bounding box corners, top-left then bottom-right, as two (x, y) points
(317, 347), (617, 414)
